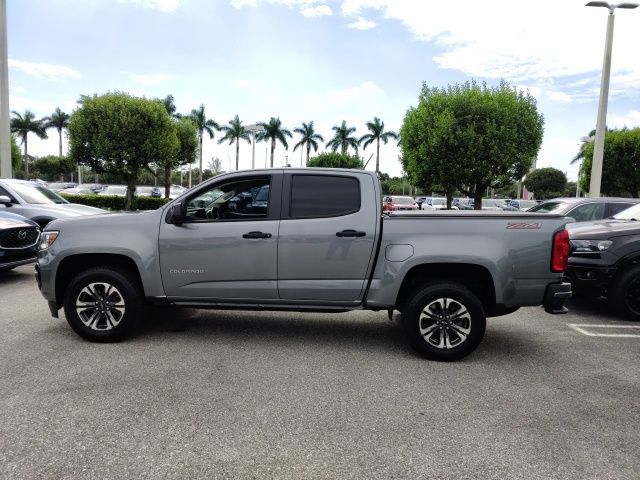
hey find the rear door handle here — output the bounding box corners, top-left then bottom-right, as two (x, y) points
(336, 229), (366, 238)
(242, 231), (272, 239)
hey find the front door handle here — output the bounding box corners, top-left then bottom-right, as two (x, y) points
(242, 231), (272, 239)
(336, 229), (366, 238)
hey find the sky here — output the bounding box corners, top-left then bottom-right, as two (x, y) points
(7, 0), (640, 180)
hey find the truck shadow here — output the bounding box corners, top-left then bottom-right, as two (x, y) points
(0, 266), (34, 286)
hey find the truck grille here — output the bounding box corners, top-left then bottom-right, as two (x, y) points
(0, 227), (40, 249)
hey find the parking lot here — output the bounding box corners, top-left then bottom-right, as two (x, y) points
(1, 264), (639, 480)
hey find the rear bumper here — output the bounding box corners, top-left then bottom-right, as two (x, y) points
(543, 282), (572, 314)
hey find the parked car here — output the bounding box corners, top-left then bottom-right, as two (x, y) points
(503, 199), (540, 211)
(454, 198), (474, 210)
(565, 202), (640, 320)
(528, 197), (640, 222)
(426, 197), (452, 210)
(0, 179), (106, 229)
(59, 186), (96, 195)
(36, 168), (572, 361)
(46, 182), (77, 192)
(414, 196), (429, 209)
(0, 211), (40, 271)
(383, 195), (418, 211)
(137, 186), (162, 198)
(99, 185), (127, 196)
(100, 185), (162, 198)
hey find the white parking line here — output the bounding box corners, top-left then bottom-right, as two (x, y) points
(567, 323), (640, 338)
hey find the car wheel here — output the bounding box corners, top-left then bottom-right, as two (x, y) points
(608, 265), (640, 321)
(63, 266), (144, 341)
(401, 282), (486, 361)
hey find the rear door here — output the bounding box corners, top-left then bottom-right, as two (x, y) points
(159, 172), (282, 301)
(277, 172), (378, 302)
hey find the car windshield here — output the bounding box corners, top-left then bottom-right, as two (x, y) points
(528, 201), (568, 214)
(9, 182), (69, 204)
(613, 203), (640, 220)
(392, 197), (413, 205)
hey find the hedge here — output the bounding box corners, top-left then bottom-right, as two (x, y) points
(59, 193), (171, 211)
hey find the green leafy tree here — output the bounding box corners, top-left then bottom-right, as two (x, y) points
(32, 155), (76, 181)
(189, 104), (219, 184)
(359, 117), (398, 174)
(524, 167), (567, 199)
(293, 121), (324, 166)
(43, 107), (70, 157)
(256, 117), (292, 168)
(307, 152), (363, 169)
(10, 110), (48, 176)
(579, 128), (640, 197)
(11, 134), (21, 172)
(326, 120), (359, 155)
(68, 92), (179, 210)
(156, 117), (198, 198)
(401, 80), (544, 209)
(218, 115), (251, 170)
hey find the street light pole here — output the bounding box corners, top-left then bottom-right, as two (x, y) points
(0, 0), (11, 179)
(586, 1), (638, 198)
(245, 124), (264, 170)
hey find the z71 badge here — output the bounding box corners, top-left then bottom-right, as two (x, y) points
(506, 222), (542, 230)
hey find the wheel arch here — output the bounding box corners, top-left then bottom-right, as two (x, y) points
(395, 263), (496, 314)
(54, 253), (143, 309)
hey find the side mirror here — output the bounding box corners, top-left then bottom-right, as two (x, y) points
(0, 195), (12, 205)
(167, 201), (186, 225)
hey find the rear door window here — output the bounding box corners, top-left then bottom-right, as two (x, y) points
(608, 202), (636, 217)
(290, 175), (360, 218)
(568, 202), (606, 222)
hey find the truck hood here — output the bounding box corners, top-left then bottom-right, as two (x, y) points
(46, 208), (162, 231)
(33, 203), (107, 217)
(566, 219), (640, 239)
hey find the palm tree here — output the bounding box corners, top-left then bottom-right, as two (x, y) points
(256, 117), (292, 168)
(10, 110), (48, 176)
(326, 120), (359, 155)
(293, 121), (324, 166)
(359, 117), (398, 174)
(189, 104), (219, 184)
(218, 115), (251, 170)
(43, 107), (70, 158)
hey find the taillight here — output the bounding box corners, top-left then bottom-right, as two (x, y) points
(551, 229), (570, 272)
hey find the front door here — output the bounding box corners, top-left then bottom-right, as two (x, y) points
(159, 173), (282, 301)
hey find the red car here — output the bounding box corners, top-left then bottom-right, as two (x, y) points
(383, 195), (418, 211)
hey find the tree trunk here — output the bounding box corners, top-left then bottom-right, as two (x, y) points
(376, 139), (380, 173)
(126, 177), (136, 211)
(198, 133), (203, 184)
(58, 128), (63, 157)
(270, 138), (275, 168)
(164, 165), (171, 199)
(446, 193), (453, 210)
(235, 140), (240, 170)
(474, 187), (483, 210)
(306, 144), (310, 167)
(24, 137), (29, 176)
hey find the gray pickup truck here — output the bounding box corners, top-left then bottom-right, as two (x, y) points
(35, 169), (572, 360)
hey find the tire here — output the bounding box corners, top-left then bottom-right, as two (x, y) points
(608, 264), (640, 321)
(401, 282), (486, 361)
(63, 266), (144, 342)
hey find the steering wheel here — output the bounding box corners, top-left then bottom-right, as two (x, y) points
(206, 207), (221, 219)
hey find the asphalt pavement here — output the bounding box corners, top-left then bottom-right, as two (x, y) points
(1, 265), (639, 480)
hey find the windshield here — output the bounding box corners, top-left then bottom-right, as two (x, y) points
(9, 182), (69, 204)
(613, 203), (640, 220)
(528, 201), (568, 214)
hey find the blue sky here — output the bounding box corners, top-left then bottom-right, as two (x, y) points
(7, 0), (640, 179)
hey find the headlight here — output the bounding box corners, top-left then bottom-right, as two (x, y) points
(570, 239), (612, 253)
(39, 231), (59, 250)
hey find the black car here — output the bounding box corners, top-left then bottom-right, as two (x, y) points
(0, 211), (40, 271)
(565, 202), (640, 320)
(529, 197), (640, 222)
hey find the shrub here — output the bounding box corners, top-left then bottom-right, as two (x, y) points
(60, 194), (170, 211)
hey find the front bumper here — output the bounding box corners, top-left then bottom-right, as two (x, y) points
(0, 255), (37, 271)
(543, 282), (572, 314)
(564, 264), (616, 298)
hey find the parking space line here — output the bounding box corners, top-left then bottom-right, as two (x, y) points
(567, 323), (640, 338)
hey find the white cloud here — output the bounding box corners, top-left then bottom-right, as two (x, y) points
(230, 79), (253, 88)
(325, 81), (385, 103)
(9, 95), (57, 116)
(301, 4), (332, 17)
(9, 59), (81, 81)
(230, 0), (257, 7)
(347, 17), (376, 30)
(126, 73), (177, 85)
(117, 0), (181, 12)
(547, 90), (573, 104)
(609, 110), (640, 129)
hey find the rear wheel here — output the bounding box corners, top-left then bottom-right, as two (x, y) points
(63, 266), (144, 341)
(608, 265), (640, 321)
(401, 282), (486, 361)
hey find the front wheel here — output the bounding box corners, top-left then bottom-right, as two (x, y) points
(63, 267), (144, 342)
(608, 265), (640, 321)
(401, 282), (486, 361)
